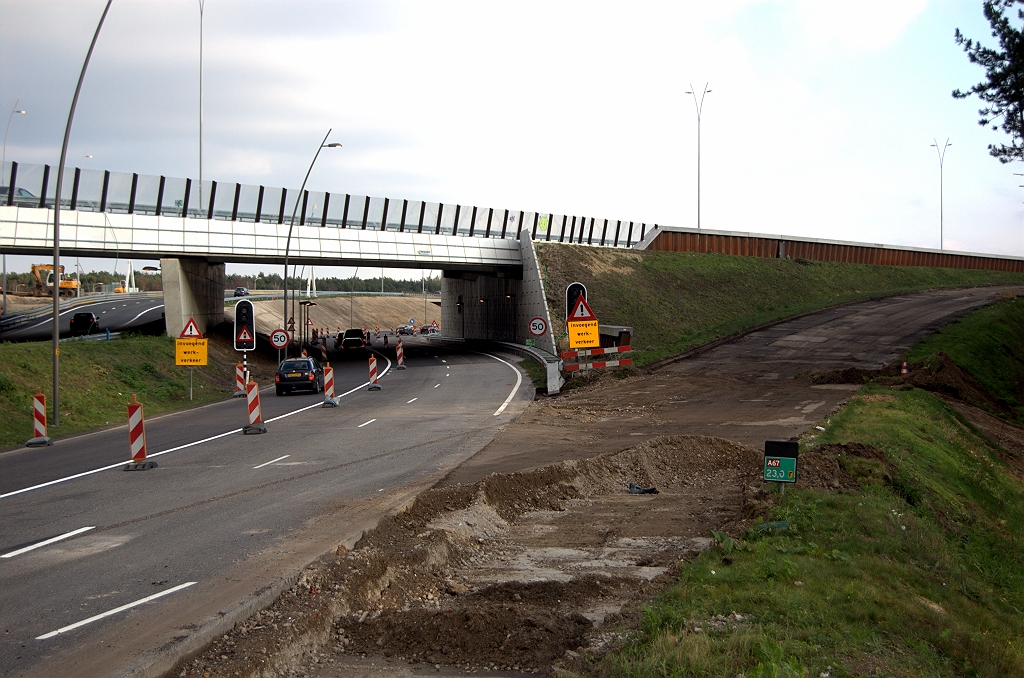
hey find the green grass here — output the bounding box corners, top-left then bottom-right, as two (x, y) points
(0, 335), (233, 450)
(906, 296), (1024, 419)
(536, 245), (1024, 366)
(599, 386), (1024, 677)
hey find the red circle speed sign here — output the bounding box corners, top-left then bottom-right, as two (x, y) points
(529, 317), (547, 336)
(270, 329), (290, 349)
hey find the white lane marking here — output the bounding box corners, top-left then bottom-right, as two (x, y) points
(36, 581), (196, 640)
(357, 419), (376, 428)
(1, 526), (95, 559)
(434, 384), (440, 388)
(407, 398), (418, 404)
(2, 355), (395, 500)
(126, 304), (164, 324)
(480, 353), (524, 416)
(445, 373), (449, 377)
(253, 455), (290, 469)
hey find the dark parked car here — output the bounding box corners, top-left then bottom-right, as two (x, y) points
(336, 328), (366, 354)
(233, 287), (249, 297)
(275, 357), (324, 395)
(69, 312), (100, 336)
(398, 325), (414, 335)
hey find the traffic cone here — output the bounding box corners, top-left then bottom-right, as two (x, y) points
(368, 354), (382, 391)
(25, 389), (52, 447)
(901, 360), (908, 377)
(396, 338), (406, 370)
(124, 394), (157, 470)
(243, 380), (267, 434)
(232, 363), (246, 398)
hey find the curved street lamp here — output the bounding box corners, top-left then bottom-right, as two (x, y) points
(282, 131), (341, 350)
(52, 0), (114, 426)
(931, 138), (951, 250)
(685, 83), (712, 233)
(3, 101), (26, 168)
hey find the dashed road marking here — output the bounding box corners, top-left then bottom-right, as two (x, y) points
(253, 455), (290, 469)
(36, 582), (197, 640)
(358, 419), (377, 428)
(1, 526), (95, 559)
(407, 398), (418, 404)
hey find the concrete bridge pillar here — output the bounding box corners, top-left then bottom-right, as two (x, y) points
(160, 257), (225, 337)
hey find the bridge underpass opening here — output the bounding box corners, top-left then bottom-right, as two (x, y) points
(441, 271), (522, 342)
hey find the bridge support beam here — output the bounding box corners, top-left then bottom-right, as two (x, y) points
(161, 257), (225, 337)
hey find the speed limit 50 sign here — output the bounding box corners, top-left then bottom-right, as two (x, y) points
(269, 329), (290, 349)
(529, 317), (547, 336)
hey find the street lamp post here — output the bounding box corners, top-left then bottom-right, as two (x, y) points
(931, 138), (952, 251)
(52, 0), (114, 427)
(282, 130), (340, 349)
(685, 83), (712, 233)
(3, 101), (26, 168)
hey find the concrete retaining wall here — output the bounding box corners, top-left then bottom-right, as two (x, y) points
(161, 257), (225, 337)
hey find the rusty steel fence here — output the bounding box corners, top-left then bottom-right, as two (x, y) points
(644, 228), (1024, 273)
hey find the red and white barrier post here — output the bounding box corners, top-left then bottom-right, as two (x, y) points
(25, 389), (52, 447)
(244, 380), (267, 434)
(232, 363), (246, 398)
(320, 342), (328, 363)
(124, 394), (157, 470)
(368, 354), (382, 390)
(396, 338), (406, 370)
(901, 360), (909, 377)
(322, 362), (339, 407)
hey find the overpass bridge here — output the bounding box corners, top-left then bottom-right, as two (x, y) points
(3, 161), (644, 364)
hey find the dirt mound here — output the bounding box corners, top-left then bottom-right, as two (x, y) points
(177, 436), (767, 677)
(811, 352), (1011, 415)
(798, 442), (891, 492)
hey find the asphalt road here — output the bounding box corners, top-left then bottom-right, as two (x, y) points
(0, 296), (166, 341)
(0, 337), (532, 677)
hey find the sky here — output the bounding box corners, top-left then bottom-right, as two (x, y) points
(2, 0), (1023, 280)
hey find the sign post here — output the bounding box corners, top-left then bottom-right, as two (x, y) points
(234, 300), (256, 385)
(566, 296), (599, 351)
(175, 318), (207, 400)
(763, 440), (799, 494)
(270, 328), (290, 367)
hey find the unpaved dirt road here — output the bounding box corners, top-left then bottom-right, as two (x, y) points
(175, 285), (1024, 678)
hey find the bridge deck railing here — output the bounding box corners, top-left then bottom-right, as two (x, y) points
(2, 161), (647, 249)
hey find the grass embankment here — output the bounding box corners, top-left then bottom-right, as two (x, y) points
(600, 301), (1024, 676)
(907, 296), (1024, 422)
(0, 333), (272, 450)
(535, 244), (1024, 366)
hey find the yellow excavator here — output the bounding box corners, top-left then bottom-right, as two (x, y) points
(31, 264), (79, 298)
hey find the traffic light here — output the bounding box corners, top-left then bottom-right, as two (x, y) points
(234, 300), (256, 351)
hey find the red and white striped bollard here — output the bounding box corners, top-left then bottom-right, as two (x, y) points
(396, 338), (406, 370)
(368, 354), (382, 390)
(125, 394), (156, 470)
(322, 362), (339, 406)
(232, 363), (246, 398)
(901, 360), (908, 377)
(25, 389), (52, 447)
(244, 380), (267, 433)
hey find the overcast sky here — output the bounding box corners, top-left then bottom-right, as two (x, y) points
(2, 0), (1022, 279)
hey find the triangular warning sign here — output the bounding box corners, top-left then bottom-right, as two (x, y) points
(180, 317), (203, 338)
(568, 296), (597, 321)
(236, 326), (254, 343)
(306, 317), (314, 326)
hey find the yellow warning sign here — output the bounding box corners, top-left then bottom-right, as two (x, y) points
(175, 338), (208, 366)
(567, 320), (600, 349)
